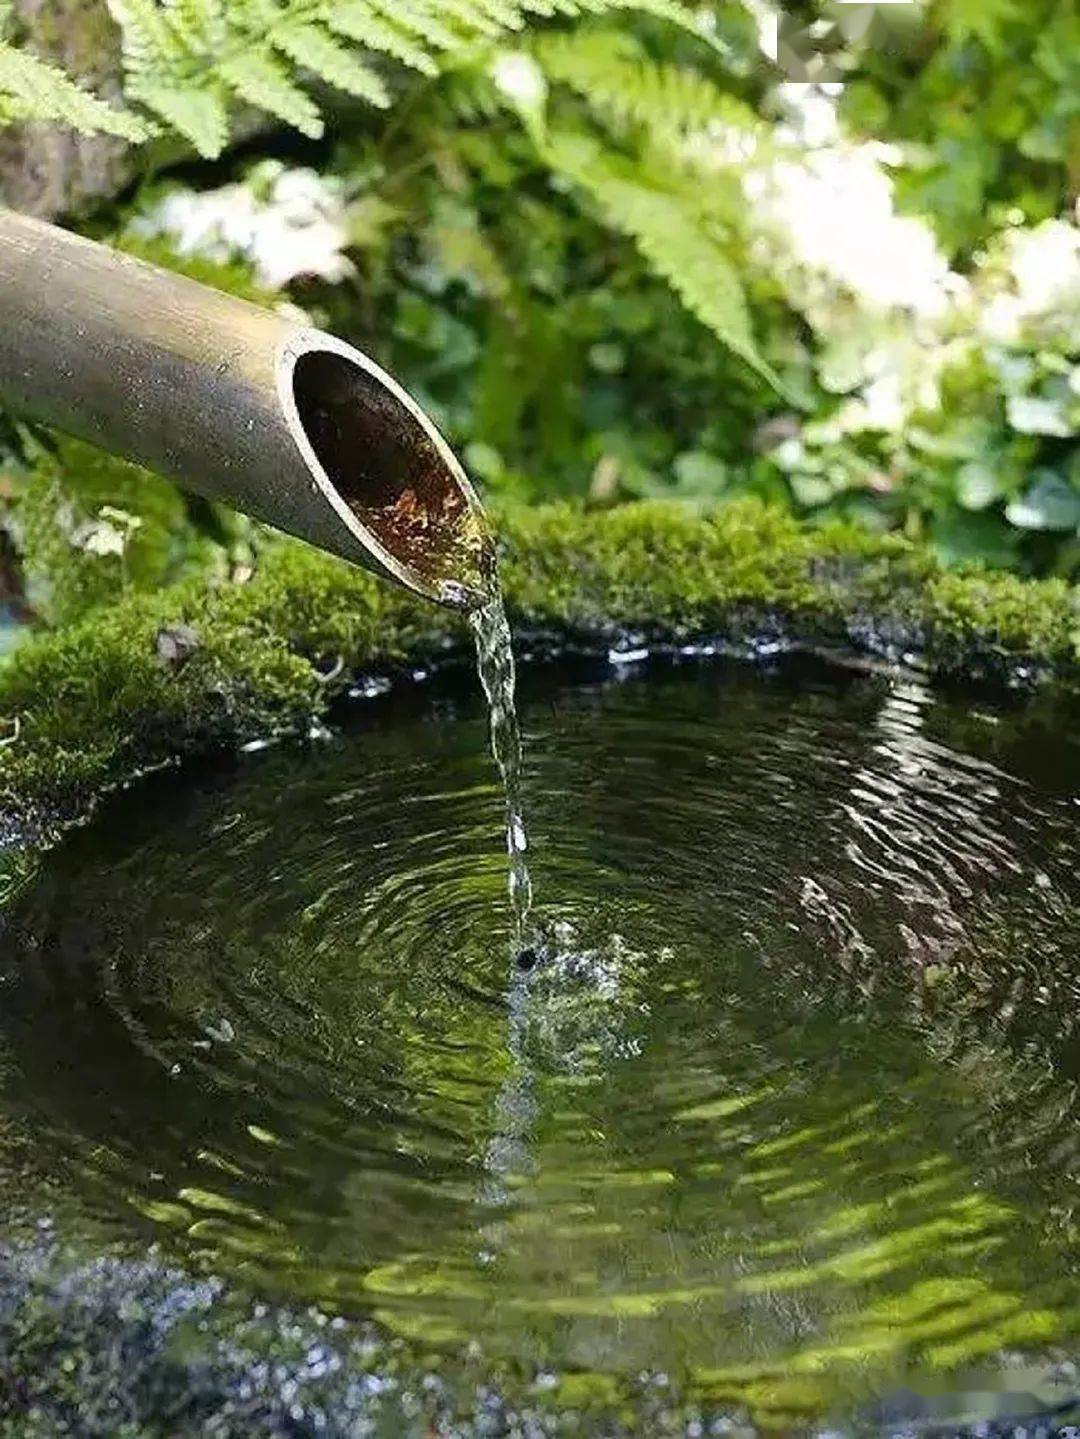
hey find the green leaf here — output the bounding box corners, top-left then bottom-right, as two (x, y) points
(326, 4), (438, 74)
(0, 42), (149, 139)
(941, 0), (1021, 50)
(535, 29), (757, 144)
(129, 77), (227, 154)
(273, 22), (390, 106)
(931, 509), (1018, 568)
(219, 49), (323, 135)
(1005, 472), (1080, 532)
(546, 130), (782, 390)
(957, 462), (1007, 512)
(672, 450), (728, 496)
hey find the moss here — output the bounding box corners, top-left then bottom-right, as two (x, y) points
(9, 438), (229, 627)
(925, 567), (1080, 659)
(108, 234), (280, 308)
(0, 499), (1077, 848)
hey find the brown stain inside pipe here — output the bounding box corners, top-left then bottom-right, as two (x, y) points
(293, 350), (494, 607)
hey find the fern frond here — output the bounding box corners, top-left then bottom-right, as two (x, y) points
(128, 75), (227, 153)
(110, 0), (470, 155)
(531, 0), (717, 50)
(273, 22), (390, 107)
(219, 49), (324, 135)
(112, 0), (230, 149)
(434, 0), (506, 39)
(536, 29), (758, 142)
(470, 0), (530, 31)
(0, 34), (149, 139)
(4, 0), (721, 160)
(363, 0), (463, 55)
(108, 0), (188, 80)
(326, 5), (438, 75)
(165, 0), (228, 54)
(546, 129), (780, 388)
(227, 0), (278, 33)
(441, 66), (502, 123)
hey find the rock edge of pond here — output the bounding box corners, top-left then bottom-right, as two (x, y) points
(3, 1230), (1078, 1439)
(0, 498), (1077, 894)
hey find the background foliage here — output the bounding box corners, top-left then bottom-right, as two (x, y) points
(1, 0), (1079, 634)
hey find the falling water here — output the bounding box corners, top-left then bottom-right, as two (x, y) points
(469, 592), (532, 948)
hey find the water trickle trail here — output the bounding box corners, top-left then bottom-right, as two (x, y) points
(468, 589), (538, 1223)
(469, 593), (532, 949)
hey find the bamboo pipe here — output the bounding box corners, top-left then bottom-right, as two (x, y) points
(0, 208), (494, 609)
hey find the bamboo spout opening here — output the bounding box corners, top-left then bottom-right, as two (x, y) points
(285, 341), (494, 610)
(0, 211), (496, 609)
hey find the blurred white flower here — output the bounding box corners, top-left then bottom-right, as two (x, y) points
(775, 82), (843, 148)
(491, 51), (547, 129)
(1006, 395), (1075, 438)
(975, 219), (1080, 358)
(131, 162), (354, 289)
(742, 0), (779, 62)
(747, 144), (952, 319)
(843, 372), (905, 432)
(1007, 220), (1080, 317)
(979, 294), (1024, 345)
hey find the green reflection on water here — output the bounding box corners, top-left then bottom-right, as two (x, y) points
(1, 654), (1078, 1428)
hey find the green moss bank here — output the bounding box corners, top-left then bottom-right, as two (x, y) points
(1, 499), (1077, 861)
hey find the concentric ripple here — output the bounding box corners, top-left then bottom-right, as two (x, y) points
(2, 652), (1080, 1429)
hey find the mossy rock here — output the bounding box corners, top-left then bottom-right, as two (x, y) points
(0, 497), (1077, 873)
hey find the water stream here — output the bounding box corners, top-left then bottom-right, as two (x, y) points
(468, 590), (538, 1212)
(469, 592), (533, 950)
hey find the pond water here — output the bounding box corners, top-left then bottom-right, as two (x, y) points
(2, 651), (1080, 1432)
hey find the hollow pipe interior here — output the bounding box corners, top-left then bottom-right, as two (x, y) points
(0, 207), (493, 609)
(283, 344), (494, 609)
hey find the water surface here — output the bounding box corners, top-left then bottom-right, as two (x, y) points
(2, 652), (1079, 1430)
